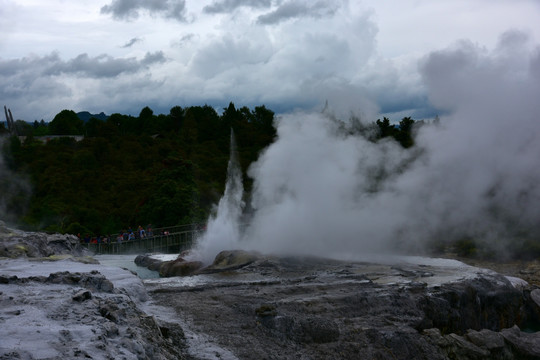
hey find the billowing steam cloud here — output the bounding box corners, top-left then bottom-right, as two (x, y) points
(196, 30), (540, 261)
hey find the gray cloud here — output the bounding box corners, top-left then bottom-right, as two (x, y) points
(257, 0), (339, 24)
(0, 52), (164, 81)
(121, 37), (143, 48)
(203, 0), (272, 14)
(44, 52), (166, 78)
(0, 53), (69, 99)
(101, 0), (187, 22)
(0, 51), (166, 121)
(141, 51), (167, 65)
(171, 33), (196, 48)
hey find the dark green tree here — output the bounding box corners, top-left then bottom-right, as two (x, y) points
(375, 117), (395, 139)
(169, 106), (184, 132)
(396, 116), (415, 148)
(49, 110), (84, 135)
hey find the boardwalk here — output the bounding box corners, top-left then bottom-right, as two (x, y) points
(83, 225), (202, 255)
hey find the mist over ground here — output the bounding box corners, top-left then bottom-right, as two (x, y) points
(197, 31), (540, 261)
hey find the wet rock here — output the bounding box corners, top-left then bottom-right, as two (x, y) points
(136, 250), (262, 277)
(135, 254), (164, 270)
(200, 250), (261, 273)
(159, 258), (204, 277)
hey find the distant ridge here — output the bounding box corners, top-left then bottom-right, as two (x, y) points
(77, 111), (109, 123)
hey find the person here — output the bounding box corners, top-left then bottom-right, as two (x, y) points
(146, 224), (153, 237)
(138, 225), (146, 239)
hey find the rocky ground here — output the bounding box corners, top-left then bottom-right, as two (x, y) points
(142, 251), (540, 360)
(0, 222), (190, 360)
(456, 256), (540, 287)
(2, 221), (540, 360)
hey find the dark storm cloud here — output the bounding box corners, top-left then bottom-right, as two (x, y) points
(101, 0), (187, 22)
(203, 0), (272, 14)
(121, 37), (143, 48)
(257, 0), (339, 24)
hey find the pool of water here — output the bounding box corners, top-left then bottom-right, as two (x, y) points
(94, 254), (161, 279)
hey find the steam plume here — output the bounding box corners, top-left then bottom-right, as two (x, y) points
(241, 31), (540, 258)
(191, 130), (245, 264)
(195, 31), (540, 261)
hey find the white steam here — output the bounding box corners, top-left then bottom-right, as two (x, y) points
(195, 31), (540, 261)
(191, 131), (245, 265)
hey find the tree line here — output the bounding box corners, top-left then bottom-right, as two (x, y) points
(1, 103), (421, 239)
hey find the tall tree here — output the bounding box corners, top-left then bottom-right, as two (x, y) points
(49, 110), (84, 135)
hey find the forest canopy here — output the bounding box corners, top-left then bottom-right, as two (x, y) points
(1, 103), (419, 238)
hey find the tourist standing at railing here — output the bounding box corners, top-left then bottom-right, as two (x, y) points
(138, 225), (146, 239)
(147, 224), (153, 237)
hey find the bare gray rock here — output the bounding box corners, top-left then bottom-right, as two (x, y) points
(145, 253), (540, 360)
(0, 221), (90, 259)
(0, 261), (189, 360)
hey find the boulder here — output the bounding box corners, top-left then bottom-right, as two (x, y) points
(530, 288), (540, 307)
(134, 254), (165, 271)
(199, 249), (261, 273)
(501, 325), (540, 358)
(0, 223), (90, 259)
(159, 258), (204, 277)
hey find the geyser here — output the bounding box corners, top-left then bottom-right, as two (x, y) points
(191, 130), (245, 265)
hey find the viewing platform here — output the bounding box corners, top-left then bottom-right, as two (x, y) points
(82, 224), (202, 255)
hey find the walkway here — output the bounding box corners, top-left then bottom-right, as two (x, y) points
(83, 224), (203, 255)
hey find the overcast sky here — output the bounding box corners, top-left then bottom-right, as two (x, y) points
(1, 0), (539, 122)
